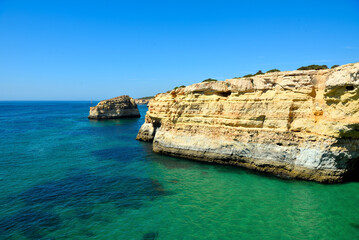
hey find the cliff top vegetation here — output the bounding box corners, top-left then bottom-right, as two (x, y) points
(137, 96), (154, 100)
(202, 78), (218, 82)
(297, 65), (329, 70)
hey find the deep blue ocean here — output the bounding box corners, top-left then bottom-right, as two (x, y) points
(0, 101), (359, 240)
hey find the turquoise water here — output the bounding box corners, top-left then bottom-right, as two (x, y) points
(0, 101), (359, 240)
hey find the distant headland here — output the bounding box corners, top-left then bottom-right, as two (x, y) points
(135, 96), (154, 105)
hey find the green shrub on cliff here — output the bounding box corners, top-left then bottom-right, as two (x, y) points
(242, 74), (254, 78)
(266, 69), (280, 73)
(254, 70), (264, 75)
(297, 65), (329, 70)
(331, 65), (339, 69)
(202, 78), (218, 82)
(241, 70), (263, 78)
(173, 85), (185, 90)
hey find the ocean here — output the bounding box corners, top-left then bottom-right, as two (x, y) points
(0, 101), (358, 239)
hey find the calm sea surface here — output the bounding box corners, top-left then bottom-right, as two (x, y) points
(0, 101), (358, 240)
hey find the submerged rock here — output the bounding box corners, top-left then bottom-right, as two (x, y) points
(137, 62), (359, 183)
(88, 95), (140, 119)
(142, 232), (159, 240)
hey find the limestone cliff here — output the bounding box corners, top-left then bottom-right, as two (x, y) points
(88, 95), (140, 119)
(137, 63), (359, 183)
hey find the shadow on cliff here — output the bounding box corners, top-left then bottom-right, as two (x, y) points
(343, 157), (359, 183)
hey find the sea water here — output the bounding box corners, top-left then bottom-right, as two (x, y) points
(0, 101), (358, 240)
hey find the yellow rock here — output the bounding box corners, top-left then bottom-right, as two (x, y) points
(137, 63), (359, 182)
(88, 95), (140, 119)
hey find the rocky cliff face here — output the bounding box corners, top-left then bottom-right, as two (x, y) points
(137, 63), (359, 183)
(88, 95), (140, 119)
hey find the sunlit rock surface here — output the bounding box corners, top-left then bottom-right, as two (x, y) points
(88, 95), (140, 119)
(137, 63), (359, 182)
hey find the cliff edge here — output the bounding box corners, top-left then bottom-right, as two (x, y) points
(88, 95), (140, 119)
(137, 62), (359, 183)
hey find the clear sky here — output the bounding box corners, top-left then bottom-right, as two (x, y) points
(1, 0), (359, 100)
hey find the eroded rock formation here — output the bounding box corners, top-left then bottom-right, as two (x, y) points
(88, 95), (140, 119)
(137, 63), (359, 182)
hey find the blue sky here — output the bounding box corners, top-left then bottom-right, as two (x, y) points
(1, 0), (359, 100)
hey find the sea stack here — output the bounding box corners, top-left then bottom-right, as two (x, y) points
(137, 62), (359, 183)
(88, 95), (140, 119)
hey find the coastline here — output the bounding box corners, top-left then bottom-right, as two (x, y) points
(137, 62), (359, 183)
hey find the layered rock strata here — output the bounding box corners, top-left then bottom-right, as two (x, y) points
(137, 63), (359, 183)
(88, 95), (140, 119)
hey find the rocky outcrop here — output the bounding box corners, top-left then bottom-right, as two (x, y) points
(137, 63), (359, 183)
(88, 95), (140, 119)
